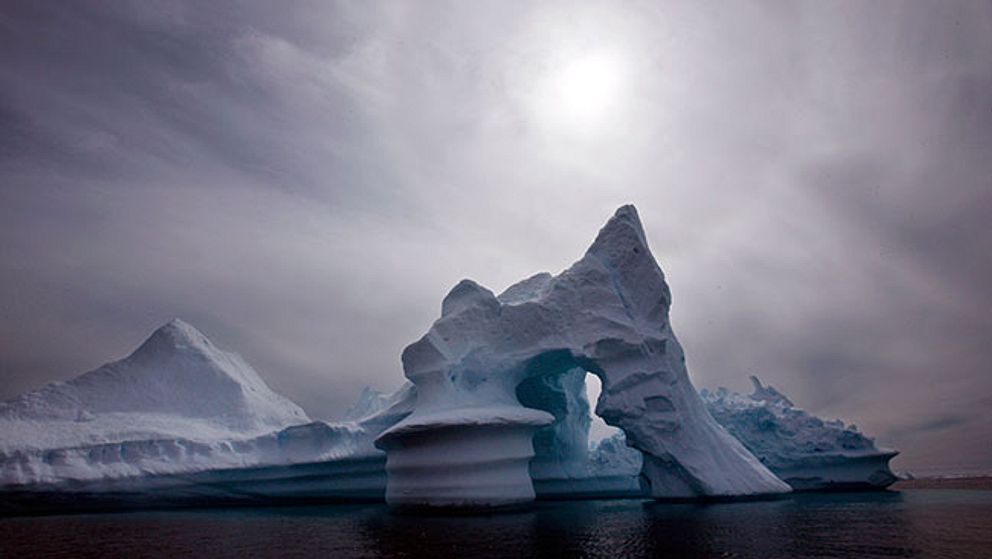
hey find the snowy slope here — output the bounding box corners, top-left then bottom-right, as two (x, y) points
(1, 319), (308, 445)
(0, 320), (313, 485)
(0, 341), (416, 490)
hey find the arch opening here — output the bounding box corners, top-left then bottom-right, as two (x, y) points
(514, 351), (644, 498)
(585, 374), (622, 445)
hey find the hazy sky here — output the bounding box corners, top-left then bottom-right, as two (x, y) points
(1, 1), (990, 476)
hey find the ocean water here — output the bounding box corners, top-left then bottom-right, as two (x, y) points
(2, 490), (991, 558)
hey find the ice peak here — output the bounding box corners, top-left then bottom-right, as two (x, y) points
(441, 279), (499, 317)
(156, 318), (206, 341)
(612, 204), (643, 228)
(586, 204), (648, 258)
(137, 318), (212, 355)
(164, 317), (195, 330)
(125, 320), (251, 389)
(583, 204), (671, 328)
(0, 318), (309, 431)
(748, 376), (794, 407)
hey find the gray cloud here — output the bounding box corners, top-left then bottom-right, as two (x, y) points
(1, 1), (990, 476)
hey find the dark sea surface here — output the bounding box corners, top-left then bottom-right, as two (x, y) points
(2, 489), (991, 558)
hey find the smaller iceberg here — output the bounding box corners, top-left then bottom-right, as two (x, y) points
(0, 321), (414, 508)
(700, 377), (898, 490)
(586, 376), (898, 491)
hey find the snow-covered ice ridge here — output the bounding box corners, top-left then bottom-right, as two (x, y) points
(375, 205), (789, 508)
(1, 319), (307, 442)
(0, 320), (412, 495)
(699, 377), (898, 490)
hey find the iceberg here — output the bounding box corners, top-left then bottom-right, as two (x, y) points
(0, 321), (413, 506)
(0, 206), (897, 512)
(700, 377), (898, 490)
(0, 318), (309, 485)
(375, 205), (789, 509)
(0, 318), (308, 440)
(582, 376), (899, 492)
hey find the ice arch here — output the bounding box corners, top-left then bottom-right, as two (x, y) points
(375, 205), (789, 508)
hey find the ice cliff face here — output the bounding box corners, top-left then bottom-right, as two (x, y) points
(375, 205), (789, 508)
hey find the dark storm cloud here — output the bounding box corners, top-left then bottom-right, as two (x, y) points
(1, 1), (989, 475)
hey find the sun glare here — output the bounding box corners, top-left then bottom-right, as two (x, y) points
(533, 51), (627, 135)
(556, 54), (621, 118)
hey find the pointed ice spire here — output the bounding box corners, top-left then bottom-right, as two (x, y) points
(586, 204), (650, 258)
(749, 376), (794, 407)
(585, 204), (671, 328)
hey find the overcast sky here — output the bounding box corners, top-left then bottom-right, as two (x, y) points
(1, 1), (990, 476)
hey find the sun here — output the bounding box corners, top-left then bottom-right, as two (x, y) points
(532, 51), (627, 135)
(555, 54), (622, 120)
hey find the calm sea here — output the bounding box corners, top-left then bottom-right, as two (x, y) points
(2, 489), (991, 558)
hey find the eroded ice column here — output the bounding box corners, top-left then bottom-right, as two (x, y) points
(374, 280), (554, 509)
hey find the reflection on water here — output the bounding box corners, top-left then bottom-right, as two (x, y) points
(2, 490), (991, 558)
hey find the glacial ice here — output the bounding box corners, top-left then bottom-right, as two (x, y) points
(582, 376), (899, 492)
(375, 205), (789, 508)
(0, 321), (410, 495)
(0, 205), (898, 510)
(699, 377), (898, 490)
(0, 319), (308, 452)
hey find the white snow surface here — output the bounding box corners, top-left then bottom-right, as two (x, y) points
(376, 205), (789, 507)
(0, 321), (415, 488)
(0, 319), (308, 451)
